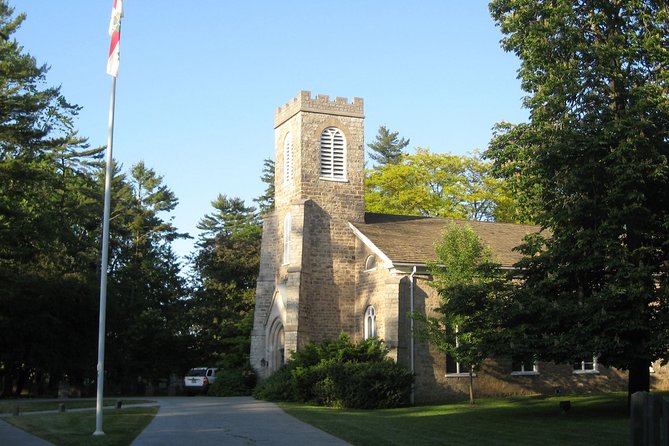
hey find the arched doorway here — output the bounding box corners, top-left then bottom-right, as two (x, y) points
(268, 320), (285, 373)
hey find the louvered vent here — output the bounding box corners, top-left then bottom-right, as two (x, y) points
(283, 132), (293, 184)
(320, 127), (346, 180)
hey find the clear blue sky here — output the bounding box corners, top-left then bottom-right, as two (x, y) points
(15, 1), (527, 260)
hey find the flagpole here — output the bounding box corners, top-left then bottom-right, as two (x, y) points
(94, 74), (117, 437)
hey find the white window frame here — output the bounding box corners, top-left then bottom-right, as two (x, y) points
(446, 355), (472, 377)
(283, 132), (293, 185)
(283, 213), (291, 265)
(319, 127), (347, 181)
(445, 327), (475, 377)
(510, 358), (539, 376)
(364, 306), (376, 340)
(364, 255), (377, 272)
(573, 356), (599, 374)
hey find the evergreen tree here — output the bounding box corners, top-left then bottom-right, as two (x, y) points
(0, 1), (102, 395)
(367, 125), (409, 166)
(254, 158), (275, 214)
(487, 0), (669, 397)
(190, 195), (261, 369)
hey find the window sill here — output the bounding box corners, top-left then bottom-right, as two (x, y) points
(572, 370), (599, 375)
(445, 373), (476, 378)
(510, 371), (540, 376)
(319, 176), (349, 183)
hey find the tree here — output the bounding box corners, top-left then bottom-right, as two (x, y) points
(105, 161), (191, 392)
(0, 1), (103, 395)
(189, 195), (261, 370)
(367, 125), (409, 166)
(487, 0), (669, 397)
(366, 148), (523, 222)
(254, 158), (275, 215)
(415, 223), (504, 404)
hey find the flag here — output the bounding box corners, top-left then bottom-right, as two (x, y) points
(106, 0), (123, 77)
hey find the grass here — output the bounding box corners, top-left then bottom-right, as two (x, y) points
(0, 399), (151, 415)
(280, 393), (631, 446)
(3, 406), (158, 446)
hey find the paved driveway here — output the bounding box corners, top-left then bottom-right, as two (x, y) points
(132, 396), (350, 446)
(0, 397), (349, 446)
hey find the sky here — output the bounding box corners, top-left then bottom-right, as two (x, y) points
(14, 1), (528, 261)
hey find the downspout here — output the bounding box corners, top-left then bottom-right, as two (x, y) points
(410, 266), (417, 405)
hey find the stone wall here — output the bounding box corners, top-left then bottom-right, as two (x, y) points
(252, 91), (366, 373)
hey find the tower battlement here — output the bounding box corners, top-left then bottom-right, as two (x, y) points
(275, 90), (364, 128)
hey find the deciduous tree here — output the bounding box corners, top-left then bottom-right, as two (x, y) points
(487, 0), (669, 397)
(416, 223), (504, 404)
(366, 148), (521, 222)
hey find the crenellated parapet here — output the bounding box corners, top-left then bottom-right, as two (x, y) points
(275, 90), (364, 128)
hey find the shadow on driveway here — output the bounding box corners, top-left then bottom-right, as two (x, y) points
(131, 396), (350, 446)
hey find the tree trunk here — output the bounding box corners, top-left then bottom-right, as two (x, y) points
(469, 370), (475, 404)
(628, 358), (650, 406)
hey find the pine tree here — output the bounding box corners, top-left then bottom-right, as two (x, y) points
(367, 125), (409, 166)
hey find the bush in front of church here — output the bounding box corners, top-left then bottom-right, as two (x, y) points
(253, 334), (413, 409)
(208, 363), (257, 396)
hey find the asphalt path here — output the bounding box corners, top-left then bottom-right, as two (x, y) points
(0, 396), (350, 446)
(132, 396), (350, 446)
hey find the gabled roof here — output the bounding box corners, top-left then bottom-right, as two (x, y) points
(349, 213), (540, 269)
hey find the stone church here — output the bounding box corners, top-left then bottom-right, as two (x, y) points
(250, 91), (656, 403)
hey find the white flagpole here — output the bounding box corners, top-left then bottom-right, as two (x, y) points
(94, 74), (117, 437)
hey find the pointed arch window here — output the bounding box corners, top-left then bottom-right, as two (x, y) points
(364, 306), (376, 340)
(283, 132), (293, 185)
(283, 213), (291, 265)
(320, 127), (346, 180)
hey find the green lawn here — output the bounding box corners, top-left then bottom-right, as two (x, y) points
(280, 393), (631, 446)
(4, 406), (158, 446)
(0, 399), (152, 415)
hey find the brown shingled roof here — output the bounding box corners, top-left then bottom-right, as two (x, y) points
(351, 213), (541, 268)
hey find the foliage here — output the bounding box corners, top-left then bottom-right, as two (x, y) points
(486, 0), (669, 395)
(367, 125), (409, 166)
(188, 195), (261, 372)
(365, 148), (522, 223)
(254, 158), (275, 214)
(208, 363), (257, 396)
(416, 223), (506, 403)
(0, 2), (193, 396)
(253, 334), (412, 409)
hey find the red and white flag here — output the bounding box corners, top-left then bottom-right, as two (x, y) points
(106, 0), (123, 77)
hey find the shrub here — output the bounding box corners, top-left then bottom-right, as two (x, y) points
(209, 364), (257, 397)
(252, 365), (295, 401)
(253, 334), (413, 409)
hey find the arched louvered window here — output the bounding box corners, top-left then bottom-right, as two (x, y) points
(283, 132), (293, 185)
(320, 127), (346, 180)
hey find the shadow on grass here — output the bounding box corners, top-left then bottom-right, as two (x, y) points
(280, 393), (630, 446)
(5, 406), (158, 446)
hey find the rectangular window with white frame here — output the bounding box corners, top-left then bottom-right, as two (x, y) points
(511, 356), (539, 375)
(446, 355), (472, 376)
(573, 356), (598, 374)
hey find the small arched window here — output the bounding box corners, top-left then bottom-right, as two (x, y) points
(283, 132), (293, 185)
(283, 213), (291, 265)
(364, 255), (377, 271)
(320, 127), (346, 180)
(364, 306), (376, 340)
